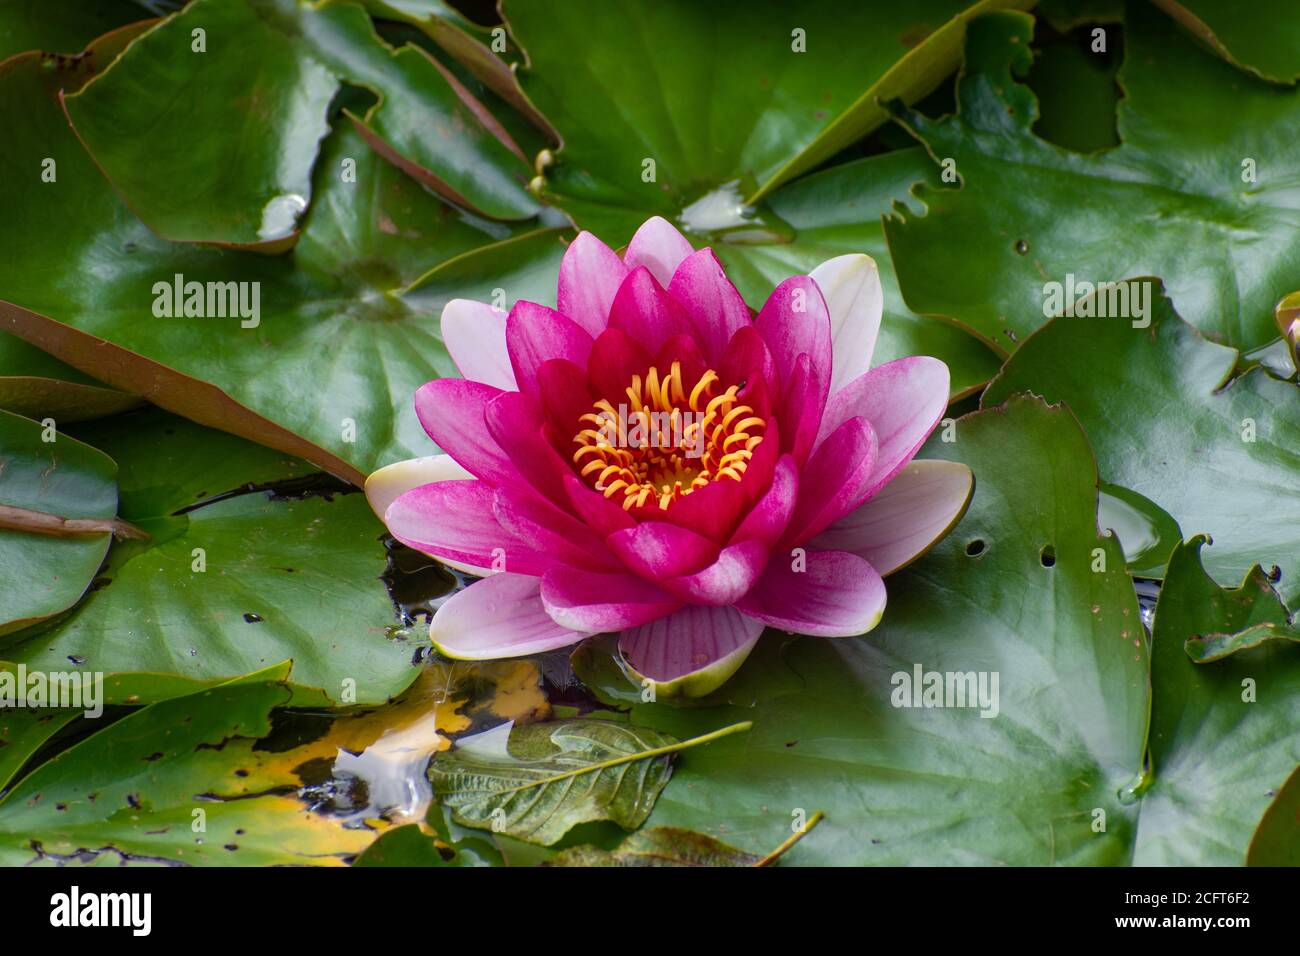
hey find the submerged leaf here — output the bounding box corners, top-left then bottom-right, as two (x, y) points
(0, 408), (423, 706)
(429, 718), (749, 845)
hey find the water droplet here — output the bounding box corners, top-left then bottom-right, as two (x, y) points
(1014, 239), (1029, 255)
(257, 193), (307, 242)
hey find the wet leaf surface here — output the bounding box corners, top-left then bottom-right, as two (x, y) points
(1, 408), (425, 706)
(0, 408), (118, 635)
(984, 282), (1300, 603)
(885, 6), (1300, 352)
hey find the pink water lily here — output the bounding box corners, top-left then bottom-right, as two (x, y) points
(367, 217), (973, 696)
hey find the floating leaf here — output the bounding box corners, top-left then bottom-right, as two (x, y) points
(0, 337), (141, 422)
(429, 717), (750, 845)
(0, 408), (118, 635)
(1167, 538), (1300, 663)
(0, 42), (565, 479)
(0, 0), (149, 58)
(1, 408), (423, 706)
(1134, 537), (1300, 865)
(509, 0), (1034, 244)
(0, 708), (81, 793)
(64, 0), (537, 247)
(1150, 0), (1300, 83)
(984, 281), (1300, 603)
(1247, 765), (1300, 866)
(0, 664), (376, 866)
(886, 6), (1300, 351)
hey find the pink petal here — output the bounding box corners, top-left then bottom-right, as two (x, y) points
(779, 352), (826, 466)
(607, 266), (694, 356)
(731, 454), (798, 548)
(618, 605), (763, 695)
(536, 358), (594, 438)
(588, 327), (652, 401)
(667, 248), (752, 365)
(624, 215), (694, 286)
(506, 301), (594, 398)
(607, 520), (719, 580)
(783, 416), (879, 546)
(365, 454), (472, 522)
(557, 231), (628, 337)
(541, 567), (681, 632)
(661, 539), (768, 606)
(414, 379), (517, 487)
(720, 326), (778, 398)
(754, 275), (832, 394)
(440, 298), (516, 391)
(809, 255), (882, 395)
(816, 356), (950, 492)
(484, 391), (575, 508)
(811, 460), (974, 575)
(493, 488), (621, 572)
(385, 479), (554, 576)
(431, 573), (591, 659)
(736, 549), (886, 637)
(562, 474), (637, 537)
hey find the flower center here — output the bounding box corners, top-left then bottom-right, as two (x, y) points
(571, 361), (766, 511)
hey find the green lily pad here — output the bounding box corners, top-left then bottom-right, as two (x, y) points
(0, 42), (564, 480)
(0, 664), (375, 866)
(1166, 537), (1299, 663)
(618, 396), (1149, 865)
(0, 0), (150, 59)
(716, 148), (1002, 399)
(64, 0), (537, 247)
(0, 408), (424, 707)
(0, 336), (141, 422)
(1134, 537), (1300, 865)
(0, 708), (82, 793)
(984, 282), (1300, 604)
(0, 408), (118, 636)
(1247, 765), (1300, 866)
(885, 6), (1300, 352)
(1150, 0), (1300, 83)
(509, 0), (1034, 246)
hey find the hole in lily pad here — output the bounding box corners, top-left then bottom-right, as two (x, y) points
(1040, 545), (1057, 568)
(965, 539), (986, 557)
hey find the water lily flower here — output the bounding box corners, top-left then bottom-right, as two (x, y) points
(367, 217), (972, 696)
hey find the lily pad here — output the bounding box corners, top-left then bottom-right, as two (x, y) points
(1133, 537), (1300, 865)
(0, 408), (118, 636)
(0, 408), (424, 707)
(0, 0), (150, 58)
(1150, 0), (1300, 83)
(885, 6), (1300, 352)
(0, 41), (565, 480)
(0, 336), (141, 423)
(64, 0), (537, 247)
(0, 708), (81, 793)
(983, 282), (1300, 604)
(508, 0), (1034, 245)
(1247, 765), (1300, 866)
(0, 664), (375, 866)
